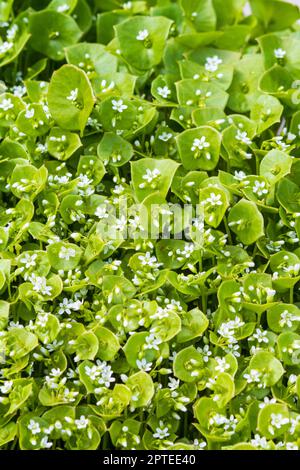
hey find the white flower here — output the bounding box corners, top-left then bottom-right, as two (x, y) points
(235, 129), (252, 145)
(279, 309), (299, 328)
(215, 357), (230, 373)
(136, 358), (152, 371)
(286, 443), (298, 450)
(6, 24), (18, 41)
(25, 108), (35, 119)
(58, 298), (83, 315)
(28, 420), (41, 435)
(138, 252), (162, 269)
(250, 434), (269, 449)
(66, 88), (78, 102)
(274, 48), (286, 59)
(57, 4), (69, 13)
(0, 380), (13, 394)
(75, 415), (89, 429)
(123, 1), (132, 10)
(20, 253), (37, 269)
(29, 274), (52, 297)
(36, 143), (48, 154)
(136, 29), (149, 41)
(112, 99), (128, 113)
(153, 421), (170, 439)
(233, 170), (246, 181)
(95, 205), (109, 219)
(158, 132), (173, 142)
(269, 413), (289, 434)
(157, 86), (171, 99)
(193, 439), (207, 449)
(197, 345), (212, 362)
(85, 360), (115, 389)
(144, 333), (161, 351)
(0, 98), (13, 111)
(191, 136), (210, 152)
(250, 328), (269, 344)
(243, 369), (261, 384)
(259, 397), (277, 409)
(40, 436), (53, 449)
(139, 168), (161, 188)
(59, 246), (76, 261)
(205, 192), (222, 207)
(0, 41), (13, 55)
(252, 180), (268, 197)
(168, 377), (180, 390)
(205, 55), (222, 72)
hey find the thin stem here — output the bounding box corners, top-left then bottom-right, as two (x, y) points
(223, 215), (232, 245)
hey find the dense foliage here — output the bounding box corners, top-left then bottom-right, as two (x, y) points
(0, 0), (300, 451)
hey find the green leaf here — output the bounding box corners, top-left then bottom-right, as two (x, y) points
(176, 126), (221, 171)
(260, 149), (293, 185)
(131, 158), (180, 203)
(177, 308), (209, 343)
(228, 199), (264, 245)
(115, 16), (172, 71)
(29, 10), (82, 61)
(48, 64), (95, 133)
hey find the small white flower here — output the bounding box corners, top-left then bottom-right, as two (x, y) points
(59, 246), (76, 261)
(215, 357), (230, 373)
(243, 369), (261, 384)
(6, 24), (18, 41)
(233, 170), (247, 181)
(29, 274), (52, 297)
(193, 439), (207, 449)
(136, 358), (152, 371)
(40, 436), (53, 449)
(139, 168), (161, 188)
(259, 397), (277, 409)
(153, 421), (170, 440)
(279, 309), (299, 328)
(95, 205), (109, 219)
(28, 420), (41, 435)
(197, 345), (212, 362)
(191, 136), (210, 152)
(0, 380), (13, 394)
(57, 4), (69, 13)
(20, 253), (37, 269)
(235, 129), (252, 146)
(136, 29), (149, 41)
(112, 99), (128, 113)
(269, 413), (289, 434)
(25, 108), (35, 119)
(157, 86), (171, 99)
(250, 434), (269, 449)
(204, 192), (222, 207)
(75, 415), (89, 429)
(250, 328), (269, 344)
(168, 377), (180, 391)
(123, 1), (132, 10)
(286, 442), (298, 450)
(274, 48), (286, 59)
(252, 180), (268, 197)
(158, 132), (173, 142)
(66, 88), (78, 102)
(144, 333), (161, 351)
(0, 98), (13, 111)
(0, 41), (13, 55)
(205, 55), (222, 72)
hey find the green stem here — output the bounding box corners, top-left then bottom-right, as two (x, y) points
(290, 286), (294, 304)
(223, 215), (232, 245)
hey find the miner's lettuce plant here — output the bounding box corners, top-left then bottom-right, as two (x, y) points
(0, 0), (300, 452)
